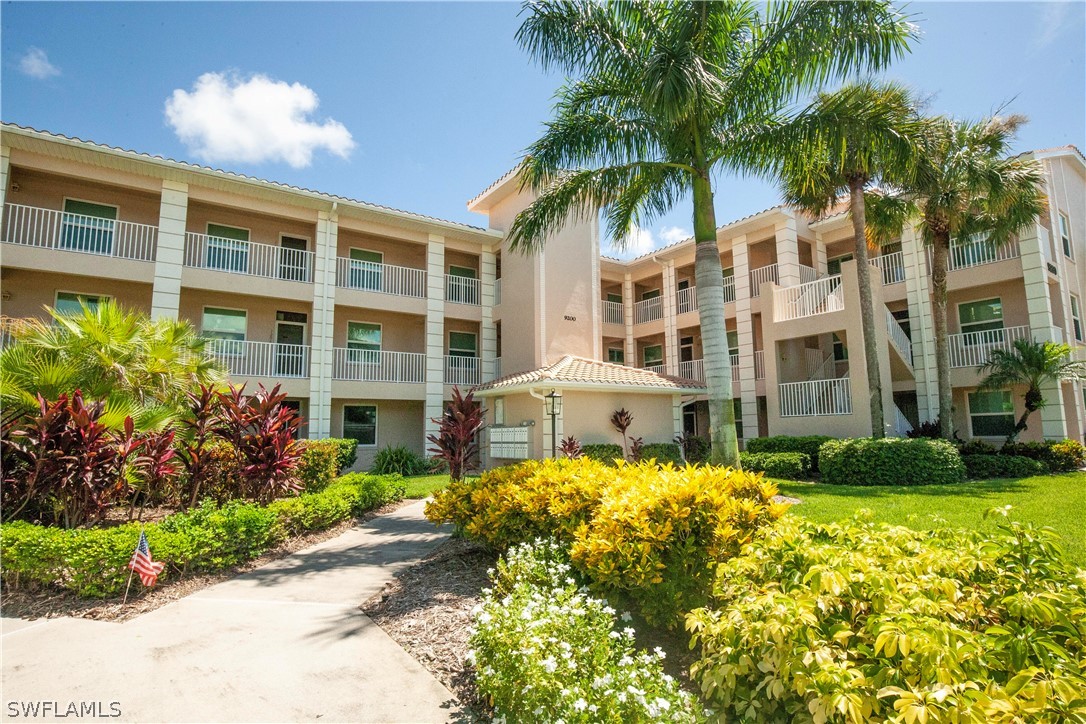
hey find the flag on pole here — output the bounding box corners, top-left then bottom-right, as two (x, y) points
(129, 530), (165, 587)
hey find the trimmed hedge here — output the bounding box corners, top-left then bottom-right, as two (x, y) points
(297, 439), (341, 492)
(0, 473), (405, 598)
(819, 437), (965, 486)
(739, 451), (811, 480)
(580, 443), (624, 464)
(963, 454), (1047, 479)
(1001, 439), (1086, 473)
(326, 437), (360, 472)
(640, 442), (683, 465)
(745, 435), (833, 472)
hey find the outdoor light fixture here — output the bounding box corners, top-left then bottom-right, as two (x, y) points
(545, 389), (563, 458)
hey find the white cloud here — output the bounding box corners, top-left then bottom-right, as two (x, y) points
(19, 47), (60, 79)
(604, 226), (657, 260)
(1035, 3), (1070, 49)
(660, 226), (691, 245)
(164, 72), (355, 168)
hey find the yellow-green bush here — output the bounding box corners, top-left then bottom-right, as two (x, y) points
(297, 439), (341, 492)
(427, 458), (787, 625)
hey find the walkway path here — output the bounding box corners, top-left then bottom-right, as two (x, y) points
(1, 501), (459, 723)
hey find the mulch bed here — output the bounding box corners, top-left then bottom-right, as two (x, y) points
(1, 499), (414, 623)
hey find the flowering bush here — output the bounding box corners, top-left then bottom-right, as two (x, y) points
(470, 539), (703, 723)
(687, 514), (1086, 723)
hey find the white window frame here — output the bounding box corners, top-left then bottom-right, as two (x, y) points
(274, 318), (308, 346)
(205, 222), (252, 273)
(279, 233), (310, 251)
(967, 389), (1015, 439)
(346, 320), (382, 365)
(342, 403), (378, 447)
(61, 197), (119, 255)
(448, 330), (478, 357)
(640, 288), (661, 301)
(347, 247), (385, 292)
(54, 291), (112, 315)
(957, 297), (1004, 339)
(201, 305), (248, 348)
(1059, 212), (1073, 260)
(1071, 294), (1083, 342)
(643, 344), (663, 366)
(448, 264), (478, 278)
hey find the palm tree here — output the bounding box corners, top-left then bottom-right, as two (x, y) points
(977, 339), (1086, 443)
(867, 114), (1046, 440)
(742, 80), (926, 437)
(508, 0), (916, 466)
(0, 300), (226, 429)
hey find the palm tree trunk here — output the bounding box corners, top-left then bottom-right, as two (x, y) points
(691, 171), (739, 468)
(931, 233), (954, 440)
(849, 179), (885, 437)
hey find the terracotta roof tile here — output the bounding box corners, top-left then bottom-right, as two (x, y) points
(475, 355), (705, 394)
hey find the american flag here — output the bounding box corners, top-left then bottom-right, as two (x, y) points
(129, 530), (165, 587)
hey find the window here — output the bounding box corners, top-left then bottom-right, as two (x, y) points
(643, 344), (663, 367)
(1059, 213), (1073, 259)
(343, 405), (377, 446)
(833, 333), (848, 362)
(449, 331), (477, 357)
(349, 248), (383, 291)
(734, 398), (743, 440)
(608, 347), (625, 364)
(201, 308), (247, 353)
(681, 336), (695, 363)
(958, 298), (1003, 344)
(279, 236), (309, 282)
(493, 398), (505, 425)
(1071, 295), (1083, 342)
(640, 288), (660, 301)
(606, 292), (623, 304)
(54, 292), (108, 316)
(206, 223), (249, 273)
(347, 322), (381, 364)
(721, 267), (734, 279)
(727, 330), (739, 359)
(62, 199), (117, 255)
(968, 390), (1014, 437)
(826, 253), (853, 276)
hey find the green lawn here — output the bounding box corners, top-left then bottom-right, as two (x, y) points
(776, 473), (1086, 565)
(401, 474), (453, 499)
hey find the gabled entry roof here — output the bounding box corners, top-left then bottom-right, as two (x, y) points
(473, 355), (706, 396)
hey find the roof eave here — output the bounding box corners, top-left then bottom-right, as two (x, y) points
(473, 379), (705, 396)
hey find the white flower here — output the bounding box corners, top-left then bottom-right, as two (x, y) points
(542, 657), (558, 673)
(573, 699), (587, 711)
(621, 612), (633, 622)
(464, 650), (476, 663)
(654, 646), (666, 660)
(623, 627), (636, 637)
(588, 704), (598, 713)
(477, 611), (492, 624)
(655, 697), (671, 711)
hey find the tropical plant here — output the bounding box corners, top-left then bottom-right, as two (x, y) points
(610, 407), (633, 460)
(371, 443), (428, 476)
(427, 386), (485, 481)
(558, 434), (582, 459)
(176, 385), (220, 509)
(977, 339), (1086, 443)
(216, 384), (304, 504)
(745, 81), (927, 436)
(0, 301), (226, 430)
(867, 114), (1047, 439)
(508, 1), (916, 465)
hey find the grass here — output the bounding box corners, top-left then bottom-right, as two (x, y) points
(402, 474), (453, 499)
(776, 472), (1086, 565)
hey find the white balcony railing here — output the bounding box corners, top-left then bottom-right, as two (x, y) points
(873, 251), (906, 285)
(886, 308), (913, 366)
(780, 378), (852, 417)
(204, 339), (310, 378)
(948, 325), (1030, 369)
(643, 363), (666, 375)
(633, 296), (663, 324)
(185, 233), (314, 282)
(495, 357), (502, 379)
(722, 275), (736, 304)
(892, 404), (912, 437)
(928, 239), (1021, 272)
(749, 264), (779, 297)
(799, 265), (820, 284)
(331, 348), (426, 383)
(444, 355), (480, 385)
(3, 203), (158, 262)
(676, 286), (697, 315)
(335, 257), (427, 297)
(754, 350), (765, 380)
(678, 358), (703, 381)
(805, 348), (827, 378)
(603, 300), (624, 325)
(774, 274), (844, 321)
(490, 426), (530, 459)
(445, 275), (481, 305)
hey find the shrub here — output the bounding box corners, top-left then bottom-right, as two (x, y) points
(215, 384), (304, 503)
(675, 433), (710, 464)
(738, 451), (811, 480)
(611, 407), (634, 460)
(427, 386), (485, 481)
(558, 435), (582, 459)
(1002, 439), (1086, 473)
(957, 438), (998, 456)
(819, 437), (965, 486)
(963, 454), (1047, 479)
(640, 442), (682, 466)
(297, 439), (341, 493)
(371, 444), (428, 476)
(745, 435), (833, 472)
(470, 539), (702, 723)
(326, 438), (359, 472)
(688, 515), (1086, 722)
(580, 443), (624, 464)
(427, 458), (787, 625)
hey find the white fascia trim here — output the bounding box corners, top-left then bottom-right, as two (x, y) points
(473, 380), (707, 397)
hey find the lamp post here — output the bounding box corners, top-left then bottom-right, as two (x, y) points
(544, 389), (563, 459)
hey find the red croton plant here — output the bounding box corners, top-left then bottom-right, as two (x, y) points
(427, 386), (485, 482)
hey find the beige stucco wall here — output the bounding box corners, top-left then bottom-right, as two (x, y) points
(329, 398), (425, 470)
(7, 167), (161, 227)
(332, 306), (425, 352)
(336, 228), (427, 270)
(951, 384), (1044, 444)
(1, 268), (152, 318)
(186, 201), (316, 250)
(178, 289), (312, 344)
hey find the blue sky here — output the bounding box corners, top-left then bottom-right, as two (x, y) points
(3, 2), (1084, 258)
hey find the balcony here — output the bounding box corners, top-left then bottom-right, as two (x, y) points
(444, 355), (480, 385)
(331, 348), (425, 383)
(873, 251), (906, 285)
(754, 350), (765, 380)
(676, 286), (697, 315)
(445, 276), (481, 305)
(185, 233), (314, 282)
(723, 275), (736, 304)
(204, 339), (310, 379)
(948, 325), (1030, 368)
(495, 278), (502, 305)
(633, 296), (663, 324)
(774, 275), (844, 321)
(2, 203), (158, 262)
(335, 258), (427, 298)
(677, 355), (739, 383)
(749, 263), (778, 297)
(603, 300), (624, 325)
(642, 363), (666, 375)
(928, 239), (1021, 272)
(779, 378), (852, 417)
(490, 426), (530, 459)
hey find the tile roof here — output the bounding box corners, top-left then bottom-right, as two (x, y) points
(474, 355), (706, 394)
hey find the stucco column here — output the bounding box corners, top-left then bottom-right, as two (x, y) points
(623, 273), (635, 365)
(900, 226), (937, 423)
(425, 235), (447, 448)
(0, 146), (10, 212)
(481, 249), (498, 381)
(150, 180), (188, 320)
(1019, 222), (1068, 438)
(308, 209), (337, 439)
(775, 215), (802, 288)
(732, 236), (758, 443)
(813, 230), (828, 277)
(660, 260), (678, 374)
(672, 394), (684, 440)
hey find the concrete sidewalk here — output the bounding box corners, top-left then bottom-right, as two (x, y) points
(1, 500), (459, 723)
